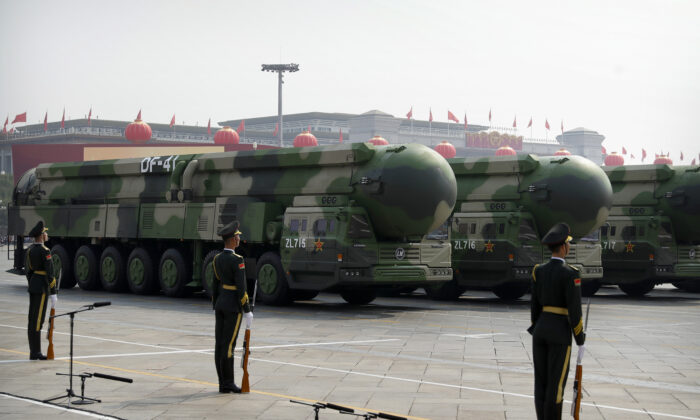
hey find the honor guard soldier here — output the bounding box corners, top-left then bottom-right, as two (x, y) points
(529, 223), (585, 420)
(212, 221), (253, 393)
(25, 221), (57, 360)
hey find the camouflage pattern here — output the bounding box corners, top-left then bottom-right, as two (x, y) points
(8, 143), (457, 304)
(434, 154), (612, 300)
(601, 164), (700, 295)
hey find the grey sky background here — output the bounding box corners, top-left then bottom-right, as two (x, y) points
(1, 0), (699, 163)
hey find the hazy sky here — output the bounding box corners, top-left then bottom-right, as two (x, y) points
(2, 0), (699, 164)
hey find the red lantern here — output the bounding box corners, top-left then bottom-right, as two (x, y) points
(125, 118), (152, 143)
(495, 146), (516, 156)
(604, 152), (625, 166)
(213, 126), (240, 144)
(368, 135), (389, 146)
(653, 155), (673, 165)
(293, 130), (318, 147)
(434, 141), (456, 159)
(554, 148), (571, 156)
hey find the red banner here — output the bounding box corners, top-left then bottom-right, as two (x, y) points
(12, 112), (27, 124)
(466, 131), (523, 150)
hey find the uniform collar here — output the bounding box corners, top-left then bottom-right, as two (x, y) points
(550, 257), (566, 263)
(223, 248), (235, 253)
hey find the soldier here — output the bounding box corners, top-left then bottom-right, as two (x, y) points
(25, 221), (57, 360)
(529, 222), (585, 420)
(212, 221), (253, 393)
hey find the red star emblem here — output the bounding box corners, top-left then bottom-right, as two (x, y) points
(625, 241), (635, 253)
(484, 240), (495, 253)
(314, 238), (324, 253)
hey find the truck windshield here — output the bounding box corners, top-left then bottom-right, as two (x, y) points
(658, 222), (674, 247)
(426, 221), (448, 240)
(518, 219), (538, 242)
(348, 214), (373, 239)
(580, 230), (600, 242)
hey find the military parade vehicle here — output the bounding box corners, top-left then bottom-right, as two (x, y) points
(428, 154), (612, 300)
(8, 143), (457, 305)
(600, 164), (700, 295)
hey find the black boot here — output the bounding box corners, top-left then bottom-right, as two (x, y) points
(28, 331), (45, 360)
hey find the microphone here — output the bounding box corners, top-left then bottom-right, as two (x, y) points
(93, 302), (111, 307)
(93, 372), (133, 383)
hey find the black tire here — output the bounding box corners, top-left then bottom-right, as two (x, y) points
(291, 289), (320, 301)
(340, 288), (376, 305)
(426, 277), (463, 301)
(100, 246), (126, 292)
(127, 247), (157, 295)
(159, 248), (190, 298)
(619, 280), (655, 297)
(672, 280), (700, 293)
(581, 279), (601, 297)
(492, 282), (529, 300)
(256, 252), (291, 305)
(51, 244), (76, 290)
(74, 245), (100, 290)
(201, 250), (219, 299)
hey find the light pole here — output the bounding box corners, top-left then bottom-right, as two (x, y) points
(261, 63), (299, 147)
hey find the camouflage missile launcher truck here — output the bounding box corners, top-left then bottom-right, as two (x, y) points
(429, 154), (612, 300)
(8, 143), (457, 305)
(601, 164), (700, 296)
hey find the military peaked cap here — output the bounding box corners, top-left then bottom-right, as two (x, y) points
(217, 221), (242, 239)
(28, 220), (48, 238)
(541, 222), (572, 245)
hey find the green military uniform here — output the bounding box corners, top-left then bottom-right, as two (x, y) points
(529, 223), (585, 420)
(25, 221), (57, 360)
(212, 221), (252, 393)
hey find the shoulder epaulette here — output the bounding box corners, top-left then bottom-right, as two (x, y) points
(567, 264), (580, 271)
(531, 264), (540, 282)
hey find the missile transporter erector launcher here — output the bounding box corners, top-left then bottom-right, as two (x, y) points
(8, 143), (457, 305)
(432, 154), (612, 300)
(601, 164), (700, 295)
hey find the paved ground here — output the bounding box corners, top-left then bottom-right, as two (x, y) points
(1, 253), (699, 420)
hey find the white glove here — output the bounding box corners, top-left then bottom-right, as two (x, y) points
(50, 294), (57, 309)
(243, 312), (253, 329)
(576, 345), (585, 364)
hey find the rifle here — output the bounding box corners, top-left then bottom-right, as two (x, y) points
(240, 278), (257, 393)
(46, 307), (55, 360)
(571, 298), (591, 419)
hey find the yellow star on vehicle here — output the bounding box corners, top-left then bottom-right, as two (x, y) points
(625, 241), (635, 253)
(314, 238), (324, 252)
(484, 240), (495, 252)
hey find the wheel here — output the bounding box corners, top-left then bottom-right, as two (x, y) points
(74, 245), (100, 290)
(256, 252), (291, 305)
(100, 246), (126, 292)
(51, 244), (76, 289)
(127, 247), (157, 294)
(492, 282), (529, 300)
(672, 280), (700, 293)
(619, 280), (655, 297)
(426, 277), (463, 301)
(581, 279), (601, 297)
(340, 288), (376, 305)
(159, 248), (190, 297)
(291, 289), (320, 301)
(201, 250), (219, 299)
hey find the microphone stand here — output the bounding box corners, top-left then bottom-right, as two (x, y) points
(44, 303), (108, 405)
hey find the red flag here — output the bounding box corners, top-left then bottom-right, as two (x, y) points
(692, 158), (696, 165)
(680, 151), (684, 161)
(9, 127), (15, 134)
(406, 107), (413, 120)
(447, 110), (459, 123)
(527, 117), (532, 128)
(429, 108), (433, 122)
(272, 122), (279, 137)
(464, 113), (468, 131)
(207, 118), (211, 135)
(622, 147), (627, 155)
(170, 114), (176, 128)
(136, 109), (142, 120)
(512, 116), (517, 128)
(44, 112), (48, 132)
(2, 117), (7, 134)
(339, 128), (343, 143)
(602, 146), (607, 154)
(631, 154), (636, 159)
(545, 119), (550, 130)
(488, 109), (492, 122)
(61, 109), (65, 129)
(88, 108), (92, 126)
(642, 148), (647, 161)
(12, 112), (27, 124)
(237, 120), (245, 134)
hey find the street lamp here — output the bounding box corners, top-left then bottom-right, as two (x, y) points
(261, 63), (299, 147)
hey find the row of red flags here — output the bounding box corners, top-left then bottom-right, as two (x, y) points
(406, 107), (565, 133)
(602, 145), (698, 164)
